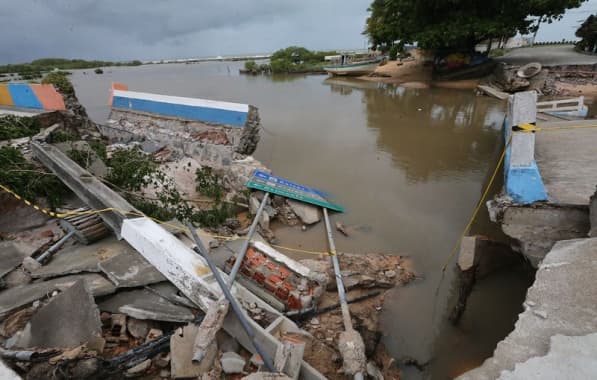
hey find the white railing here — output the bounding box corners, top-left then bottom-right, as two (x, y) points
(537, 96), (584, 113)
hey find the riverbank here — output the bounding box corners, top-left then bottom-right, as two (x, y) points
(64, 62), (527, 378)
(359, 54), (480, 90)
(360, 47), (597, 96)
(457, 91), (597, 378)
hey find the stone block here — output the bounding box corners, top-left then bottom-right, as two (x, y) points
(508, 91), (537, 127)
(14, 280), (104, 351)
(170, 324), (216, 379)
(510, 132), (535, 168)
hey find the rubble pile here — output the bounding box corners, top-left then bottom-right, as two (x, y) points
(0, 76), (415, 379)
(0, 207), (414, 379)
(297, 253), (413, 379)
(479, 62), (597, 97)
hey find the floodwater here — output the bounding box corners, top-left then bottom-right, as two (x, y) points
(70, 62), (534, 379)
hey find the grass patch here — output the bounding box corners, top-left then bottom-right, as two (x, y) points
(0, 146), (70, 207)
(0, 116), (40, 140)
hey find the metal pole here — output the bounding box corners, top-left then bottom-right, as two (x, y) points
(323, 208), (365, 380)
(227, 192), (269, 287)
(187, 223), (276, 373)
(36, 230), (76, 263)
(323, 208), (352, 330)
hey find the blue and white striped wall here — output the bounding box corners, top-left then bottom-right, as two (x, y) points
(504, 92), (547, 204)
(110, 86), (249, 127)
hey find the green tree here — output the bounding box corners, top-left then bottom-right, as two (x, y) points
(576, 14), (597, 52)
(244, 60), (258, 71)
(364, 0), (586, 50)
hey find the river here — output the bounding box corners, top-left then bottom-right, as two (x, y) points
(70, 62), (534, 379)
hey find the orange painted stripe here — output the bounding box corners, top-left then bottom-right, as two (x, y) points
(0, 84), (14, 107)
(30, 84), (65, 110)
(109, 82), (128, 105)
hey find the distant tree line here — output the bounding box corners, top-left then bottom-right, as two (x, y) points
(364, 0), (587, 52)
(0, 58), (142, 75)
(244, 46), (338, 74)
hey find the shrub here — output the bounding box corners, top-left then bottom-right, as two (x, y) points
(244, 60), (258, 71)
(0, 146), (70, 207)
(42, 71), (74, 96)
(0, 116), (40, 140)
(389, 45), (400, 61)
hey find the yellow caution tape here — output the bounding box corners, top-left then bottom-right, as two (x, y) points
(517, 123), (540, 132)
(0, 183), (331, 256)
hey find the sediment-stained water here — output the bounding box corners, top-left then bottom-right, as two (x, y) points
(70, 62), (533, 379)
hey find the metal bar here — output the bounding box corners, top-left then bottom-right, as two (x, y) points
(187, 223), (276, 373)
(36, 230), (76, 263)
(227, 192), (269, 287)
(323, 208), (365, 380)
(323, 208), (352, 330)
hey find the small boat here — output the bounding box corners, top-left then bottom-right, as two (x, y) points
(324, 54), (384, 76)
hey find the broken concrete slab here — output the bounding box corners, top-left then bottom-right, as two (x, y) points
(98, 288), (194, 323)
(286, 200), (321, 225)
(6, 222), (64, 258)
(458, 237), (597, 380)
(126, 358), (152, 376)
(498, 333), (597, 380)
(274, 338), (305, 380)
(0, 243), (27, 278)
(30, 237), (133, 279)
(0, 273), (116, 318)
(127, 318), (150, 340)
(14, 280), (104, 351)
(148, 282), (196, 309)
(54, 141), (108, 178)
(51, 273), (117, 297)
(98, 251), (165, 288)
(0, 195), (51, 234)
(221, 351), (246, 374)
(170, 324), (216, 379)
(0, 359), (21, 380)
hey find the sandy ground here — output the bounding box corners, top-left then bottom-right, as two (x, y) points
(555, 81), (597, 97)
(360, 55), (479, 90)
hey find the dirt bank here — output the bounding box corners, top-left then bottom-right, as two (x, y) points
(299, 253), (415, 379)
(359, 53), (478, 90)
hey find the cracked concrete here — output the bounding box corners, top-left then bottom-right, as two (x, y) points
(458, 238), (597, 379)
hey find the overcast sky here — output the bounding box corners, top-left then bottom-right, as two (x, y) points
(1, 0), (595, 64)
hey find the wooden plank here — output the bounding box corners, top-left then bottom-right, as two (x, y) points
(477, 85), (509, 100)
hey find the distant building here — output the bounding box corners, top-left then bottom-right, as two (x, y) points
(475, 36), (532, 52)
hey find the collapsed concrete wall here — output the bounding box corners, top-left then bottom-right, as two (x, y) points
(102, 106), (260, 167)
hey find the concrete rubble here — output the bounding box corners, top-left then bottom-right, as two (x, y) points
(458, 237), (597, 379)
(98, 250), (166, 288)
(0, 243), (27, 279)
(498, 333), (597, 380)
(170, 323), (217, 378)
(98, 287), (195, 323)
(30, 237), (131, 279)
(0, 78), (415, 380)
(11, 280), (104, 351)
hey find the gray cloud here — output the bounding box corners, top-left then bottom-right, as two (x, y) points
(1, 0), (592, 63)
(0, 0), (370, 63)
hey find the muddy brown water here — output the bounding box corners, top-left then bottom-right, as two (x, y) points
(70, 62), (534, 379)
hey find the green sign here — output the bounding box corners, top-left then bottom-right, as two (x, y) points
(247, 170), (345, 212)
